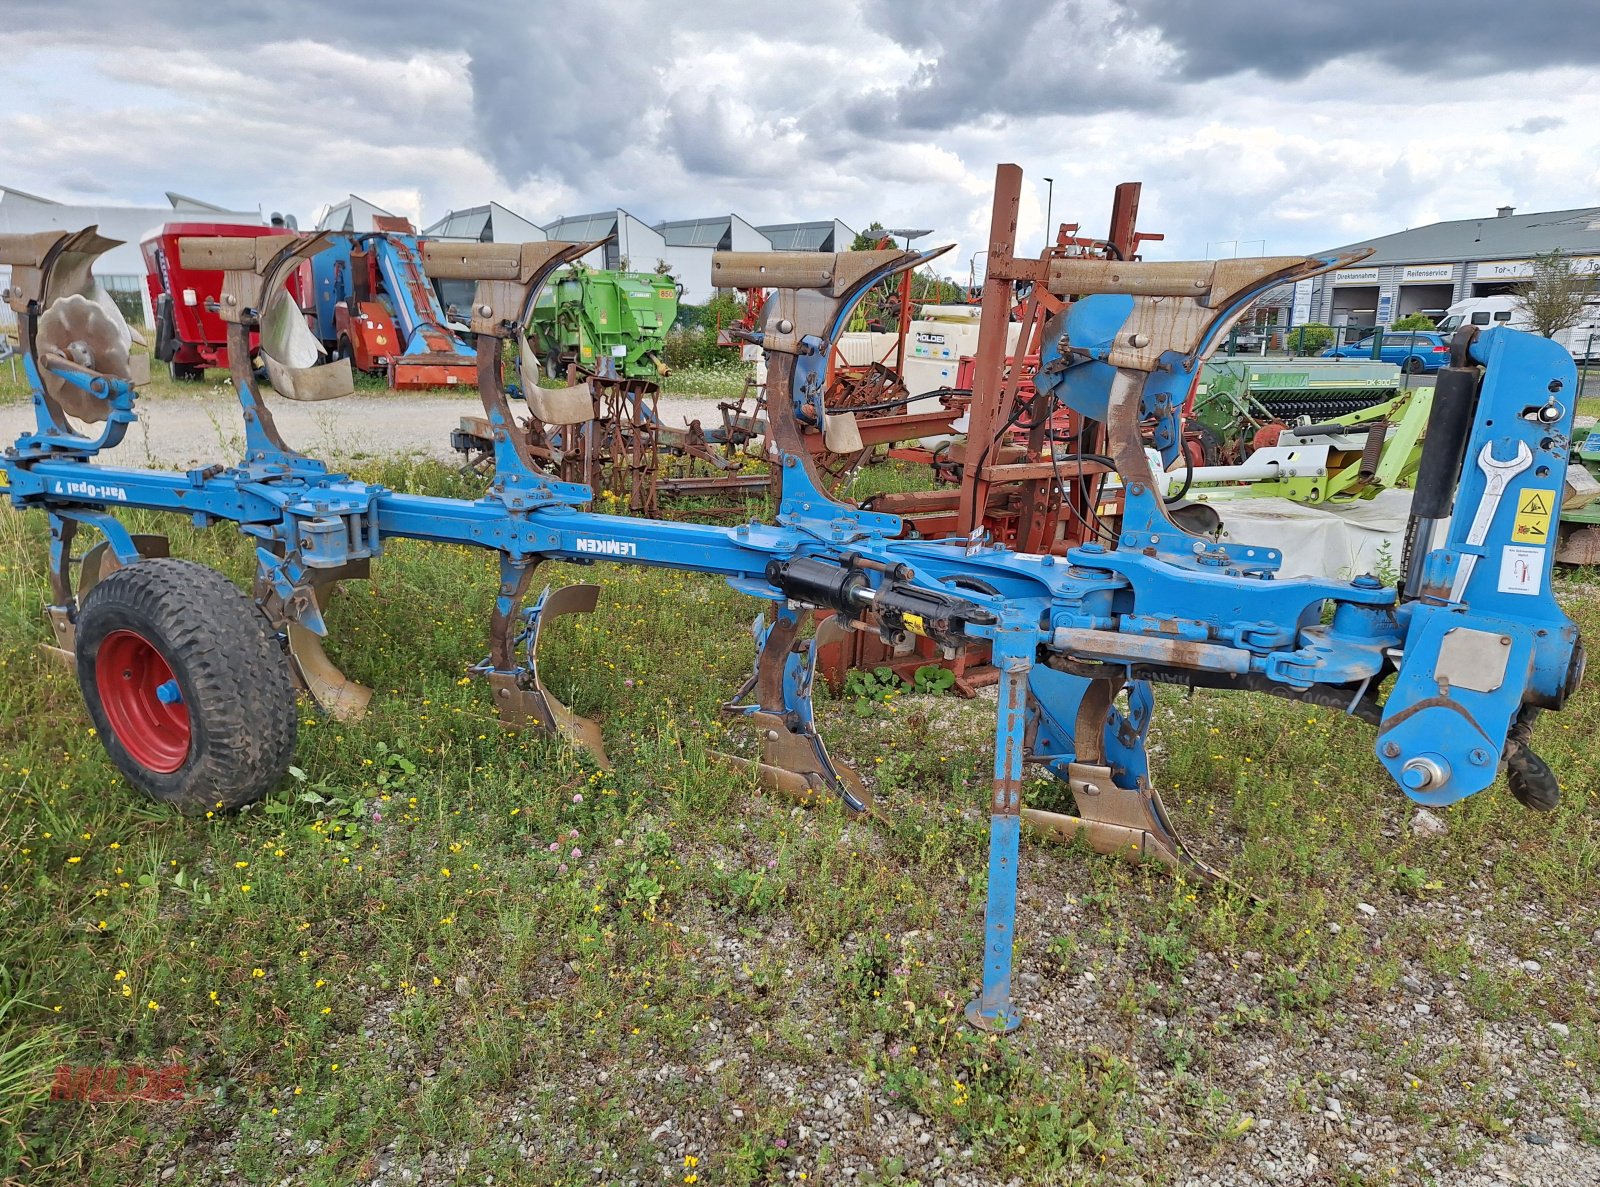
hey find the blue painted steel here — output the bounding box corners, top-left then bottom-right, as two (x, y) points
(1032, 293), (1131, 423)
(12, 354), (135, 460)
(966, 623), (1032, 1033)
(2, 234), (1584, 1032)
(308, 232), (473, 361)
(1375, 328), (1580, 803)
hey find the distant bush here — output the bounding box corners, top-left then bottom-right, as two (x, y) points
(1392, 313), (1436, 331)
(666, 291), (749, 372)
(663, 326), (741, 371)
(1286, 323), (1335, 354)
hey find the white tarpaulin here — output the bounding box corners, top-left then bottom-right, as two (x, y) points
(1211, 489), (1414, 580)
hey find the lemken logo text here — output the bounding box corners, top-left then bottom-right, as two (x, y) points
(574, 538), (637, 557)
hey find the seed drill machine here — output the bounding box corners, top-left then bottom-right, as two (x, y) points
(0, 164), (1584, 1031)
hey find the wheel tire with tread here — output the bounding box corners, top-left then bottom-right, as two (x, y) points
(76, 558), (297, 813)
(1403, 356), (1425, 375)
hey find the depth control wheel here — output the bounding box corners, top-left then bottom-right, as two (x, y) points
(76, 558), (297, 813)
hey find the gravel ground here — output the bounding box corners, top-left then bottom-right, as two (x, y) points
(0, 387), (734, 470)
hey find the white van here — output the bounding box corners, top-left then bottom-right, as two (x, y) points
(1436, 296), (1600, 360)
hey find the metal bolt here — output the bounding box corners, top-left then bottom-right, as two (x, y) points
(1128, 333), (1150, 349)
(1469, 748), (1491, 766)
(776, 318), (794, 334)
(1382, 742), (1401, 758)
(1400, 756), (1448, 791)
(477, 304), (493, 317)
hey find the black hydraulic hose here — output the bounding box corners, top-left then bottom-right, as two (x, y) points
(1112, 662), (1387, 724)
(1401, 328), (1481, 596)
(829, 391), (923, 415)
(1410, 365), (1479, 520)
(1054, 452), (1117, 470)
(1162, 441), (1194, 504)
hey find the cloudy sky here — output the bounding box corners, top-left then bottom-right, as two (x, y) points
(2, 0), (1597, 282)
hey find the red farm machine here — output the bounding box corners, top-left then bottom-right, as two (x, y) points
(819, 179), (1167, 694)
(143, 222), (301, 381)
(145, 216), (477, 390)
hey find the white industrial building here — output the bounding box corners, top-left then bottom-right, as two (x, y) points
(422, 202), (545, 244)
(315, 194), (409, 234)
(0, 185), (264, 327)
(758, 220), (857, 252)
(1301, 204), (1600, 334)
(541, 209), (666, 279)
(413, 203), (861, 303)
(653, 215), (771, 302)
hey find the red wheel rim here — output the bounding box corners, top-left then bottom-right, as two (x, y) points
(95, 629), (191, 773)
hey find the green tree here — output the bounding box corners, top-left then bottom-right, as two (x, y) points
(1517, 250), (1600, 338)
(1391, 312), (1436, 331)
(850, 222), (888, 251)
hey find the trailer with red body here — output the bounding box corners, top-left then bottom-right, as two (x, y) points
(142, 222), (298, 381)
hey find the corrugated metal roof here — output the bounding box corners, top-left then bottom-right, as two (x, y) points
(543, 211), (617, 241)
(656, 216), (732, 248)
(1322, 206), (1600, 265)
(424, 206), (492, 241)
(757, 221), (835, 251)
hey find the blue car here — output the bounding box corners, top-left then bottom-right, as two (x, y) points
(1322, 330), (1451, 374)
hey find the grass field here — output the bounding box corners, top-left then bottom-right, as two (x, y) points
(1, 446), (1598, 1185)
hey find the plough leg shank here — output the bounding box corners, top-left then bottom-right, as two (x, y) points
(719, 604), (872, 814)
(484, 562), (610, 766)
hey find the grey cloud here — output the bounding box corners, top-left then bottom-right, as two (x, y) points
(662, 90), (760, 179)
(841, 0), (1174, 133)
(1510, 115), (1567, 134)
(462, 5), (667, 188)
(1125, 0), (1600, 81)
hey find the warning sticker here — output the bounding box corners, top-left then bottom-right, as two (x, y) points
(1498, 545), (1545, 595)
(902, 612), (926, 636)
(1512, 488), (1556, 545)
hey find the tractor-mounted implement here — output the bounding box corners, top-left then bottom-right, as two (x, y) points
(0, 164), (1583, 1032)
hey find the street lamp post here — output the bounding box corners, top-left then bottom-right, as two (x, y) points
(1043, 177), (1054, 254)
